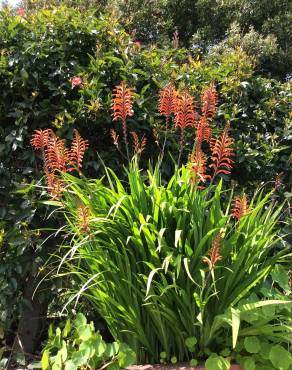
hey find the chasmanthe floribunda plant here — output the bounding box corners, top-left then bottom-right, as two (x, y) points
(55, 163), (291, 365)
(31, 82), (292, 366)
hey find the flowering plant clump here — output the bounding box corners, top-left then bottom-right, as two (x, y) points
(30, 82), (291, 369)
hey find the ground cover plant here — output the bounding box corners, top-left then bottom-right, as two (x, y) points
(29, 82), (292, 369)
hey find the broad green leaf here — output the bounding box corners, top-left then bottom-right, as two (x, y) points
(76, 324), (92, 341)
(205, 354), (230, 370)
(244, 337), (261, 353)
(269, 345), (292, 370)
(243, 357), (256, 370)
(271, 264), (290, 292)
(190, 359), (198, 367)
(71, 350), (87, 367)
(74, 313), (87, 328)
(171, 356), (177, 364)
(185, 337), (197, 352)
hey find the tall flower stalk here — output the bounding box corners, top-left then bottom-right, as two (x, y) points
(174, 89), (196, 167)
(111, 81), (134, 163)
(158, 83), (177, 159)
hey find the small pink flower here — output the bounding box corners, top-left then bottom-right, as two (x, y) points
(16, 8), (26, 17)
(71, 76), (82, 89)
(134, 41), (141, 49)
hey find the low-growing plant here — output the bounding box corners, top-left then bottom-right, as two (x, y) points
(41, 313), (136, 370)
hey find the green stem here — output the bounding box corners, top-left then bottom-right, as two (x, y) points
(177, 127), (185, 168)
(122, 119), (130, 164)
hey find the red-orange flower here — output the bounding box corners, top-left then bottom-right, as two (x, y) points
(231, 195), (250, 220)
(111, 81), (134, 123)
(77, 204), (91, 234)
(189, 144), (208, 186)
(45, 133), (69, 173)
(209, 123), (234, 177)
(196, 116), (212, 144)
(69, 129), (89, 171)
(174, 89), (196, 129)
(158, 83), (177, 118)
(201, 81), (217, 120)
(202, 233), (222, 270)
(30, 129), (52, 151)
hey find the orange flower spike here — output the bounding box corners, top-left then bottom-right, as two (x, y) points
(158, 83), (177, 118)
(189, 144), (208, 186)
(45, 133), (70, 173)
(201, 81), (218, 121)
(209, 123), (234, 178)
(231, 195), (250, 220)
(77, 204), (91, 234)
(111, 81), (134, 123)
(69, 129), (89, 171)
(174, 89), (196, 129)
(202, 233), (222, 270)
(130, 131), (147, 155)
(46, 171), (65, 199)
(196, 116), (212, 144)
(30, 129), (52, 151)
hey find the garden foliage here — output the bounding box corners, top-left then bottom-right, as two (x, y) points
(41, 313), (136, 370)
(0, 4), (291, 363)
(55, 163), (291, 365)
(28, 81), (291, 367)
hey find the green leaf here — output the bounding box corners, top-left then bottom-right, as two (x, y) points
(243, 357), (256, 370)
(59, 341), (68, 362)
(104, 342), (120, 358)
(269, 345), (292, 370)
(219, 349), (231, 357)
(41, 350), (49, 370)
(76, 324), (92, 341)
(71, 350), (87, 367)
(271, 265), (290, 292)
(171, 356), (177, 364)
(190, 359), (198, 367)
(48, 324), (53, 339)
(160, 352), (167, 359)
(244, 337), (261, 354)
(205, 355), (230, 370)
(117, 345), (136, 368)
(64, 360), (78, 370)
(185, 337), (197, 352)
(107, 363), (119, 370)
(63, 320), (71, 338)
(74, 313), (87, 328)
(261, 342), (272, 360)
(231, 307), (240, 348)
